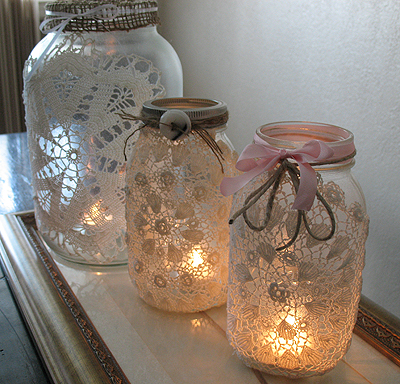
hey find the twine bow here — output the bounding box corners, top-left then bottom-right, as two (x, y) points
(25, 4), (120, 82)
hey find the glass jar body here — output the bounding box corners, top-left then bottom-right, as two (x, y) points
(126, 126), (237, 312)
(227, 123), (369, 378)
(23, 26), (183, 265)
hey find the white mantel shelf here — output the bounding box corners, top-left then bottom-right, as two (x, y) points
(1, 211), (399, 384)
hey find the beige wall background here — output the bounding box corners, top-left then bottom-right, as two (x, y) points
(158, 0), (400, 317)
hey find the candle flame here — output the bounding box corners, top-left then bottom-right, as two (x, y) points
(187, 247), (204, 268)
(180, 247), (214, 279)
(83, 201), (113, 226)
(263, 315), (310, 357)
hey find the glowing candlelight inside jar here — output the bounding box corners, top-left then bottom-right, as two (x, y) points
(180, 246), (214, 279)
(226, 122), (369, 377)
(82, 201), (113, 226)
(125, 98), (236, 312)
(187, 247), (204, 268)
(266, 315), (310, 358)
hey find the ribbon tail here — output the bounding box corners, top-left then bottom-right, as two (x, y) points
(292, 162), (317, 211)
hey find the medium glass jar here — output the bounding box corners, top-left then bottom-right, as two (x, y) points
(125, 97), (237, 312)
(223, 122), (369, 378)
(23, 1), (183, 265)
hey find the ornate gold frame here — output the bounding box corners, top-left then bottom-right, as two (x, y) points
(0, 212), (129, 384)
(355, 295), (400, 367)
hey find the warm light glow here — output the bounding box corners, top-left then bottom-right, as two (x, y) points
(285, 314), (296, 326)
(263, 315), (310, 357)
(273, 332), (308, 357)
(179, 246), (214, 279)
(83, 201), (113, 226)
(106, 37), (117, 55)
(187, 247), (204, 268)
(191, 318), (202, 328)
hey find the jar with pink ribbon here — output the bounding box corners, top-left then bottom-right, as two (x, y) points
(221, 122), (369, 378)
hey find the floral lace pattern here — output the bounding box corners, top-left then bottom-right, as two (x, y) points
(227, 173), (369, 378)
(126, 128), (237, 312)
(24, 33), (165, 264)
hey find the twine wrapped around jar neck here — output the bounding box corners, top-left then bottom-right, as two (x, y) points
(26, 1), (160, 83)
(42, 0), (160, 33)
(118, 108), (229, 170)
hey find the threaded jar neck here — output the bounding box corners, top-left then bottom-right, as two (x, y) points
(142, 97), (229, 130)
(42, 1), (160, 33)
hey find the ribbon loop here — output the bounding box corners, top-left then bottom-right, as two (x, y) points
(220, 137), (335, 211)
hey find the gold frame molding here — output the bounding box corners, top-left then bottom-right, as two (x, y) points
(0, 212), (130, 384)
(355, 295), (400, 367)
(0, 211), (399, 384)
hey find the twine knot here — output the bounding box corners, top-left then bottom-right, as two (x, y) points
(25, 4), (119, 82)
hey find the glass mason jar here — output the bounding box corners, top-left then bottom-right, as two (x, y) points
(224, 122), (369, 378)
(125, 97), (237, 312)
(23, 1), (183, 265)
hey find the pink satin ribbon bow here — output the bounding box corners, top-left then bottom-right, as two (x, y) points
(220, 135), (336, 211)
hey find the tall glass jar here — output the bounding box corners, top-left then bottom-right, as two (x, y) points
(125, 97), (237, 312)
(222, 122), (369, 378)
(23, 1), (183, 265)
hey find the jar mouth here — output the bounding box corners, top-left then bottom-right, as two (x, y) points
(256, 121), (354, 150)
(143, 97), (227, 121)
(141, 97), (229, 133)
(42, 1), (160, 33)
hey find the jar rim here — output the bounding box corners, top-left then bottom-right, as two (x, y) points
(256, 121), (354, 150)
(143, 97), (228, 122)
(42, 1), (160, 33)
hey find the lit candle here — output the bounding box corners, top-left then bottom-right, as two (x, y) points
(266, 315), (309, 357)
(82, 201), (113, 226)
(187, 247), (204, 268)
(180, 246), (214, 279)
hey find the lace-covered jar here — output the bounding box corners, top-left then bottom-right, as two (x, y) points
(23, 1), (183, 265)
(125, 97), (237, 312)
(221, 122), (369, 378)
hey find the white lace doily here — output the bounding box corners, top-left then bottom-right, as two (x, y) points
(24, 33), (166, 264)
(227, 173), (369, 377)
(126, 128), (238, 312)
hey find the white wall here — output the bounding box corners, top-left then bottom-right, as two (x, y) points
(158, 0), (400, 318)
